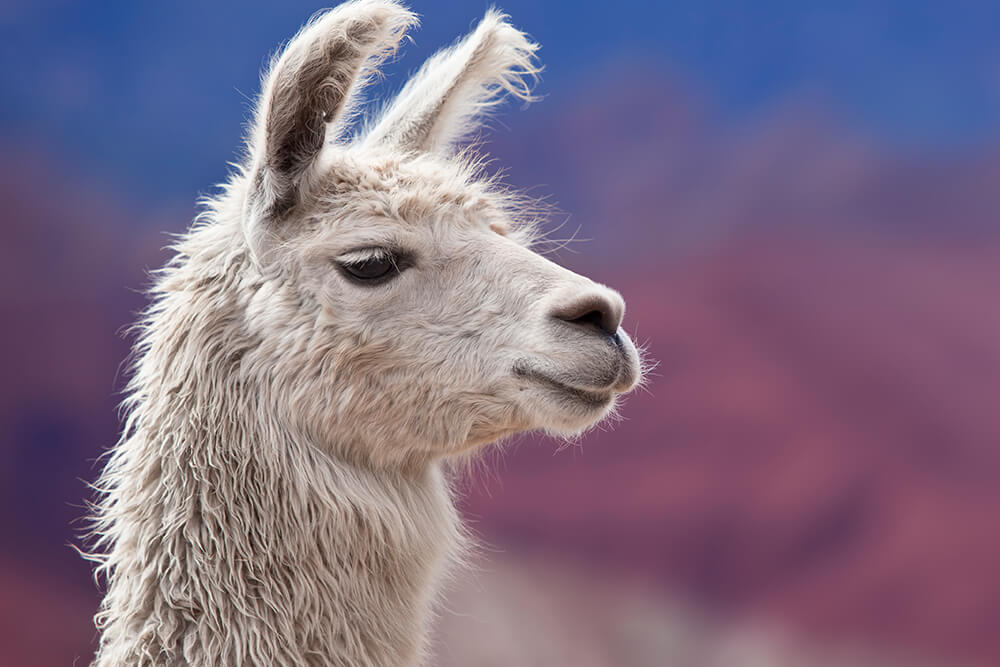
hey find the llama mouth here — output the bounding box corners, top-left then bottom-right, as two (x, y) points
(513, 365), (614, 409)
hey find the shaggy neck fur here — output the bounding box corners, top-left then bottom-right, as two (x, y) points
(89, 188), (461, 666)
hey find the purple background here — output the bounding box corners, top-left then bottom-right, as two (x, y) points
(2, 1), (999, 664)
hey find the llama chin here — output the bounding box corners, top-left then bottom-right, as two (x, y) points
(86, 2), (642, 665)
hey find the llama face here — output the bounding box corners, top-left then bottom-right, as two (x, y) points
(239, 1), (642, 465)
(271, 152), (641, 463)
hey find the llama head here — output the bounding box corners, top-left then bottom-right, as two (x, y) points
(238, 0), (642, 468)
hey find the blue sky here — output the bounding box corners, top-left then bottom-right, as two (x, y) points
(2, 1), (998, 205)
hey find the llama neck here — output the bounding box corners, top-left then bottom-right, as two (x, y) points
(93, 227), (461, 666)
(95, 409), (460, 667)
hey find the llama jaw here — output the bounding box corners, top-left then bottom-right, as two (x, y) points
(513, 323), (641, 400)
(512, 337), (638, 417)
(514, 365), (616, 410)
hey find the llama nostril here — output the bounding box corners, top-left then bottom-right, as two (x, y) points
(572, 309), (606, 331)
(553, 294), (622, 338)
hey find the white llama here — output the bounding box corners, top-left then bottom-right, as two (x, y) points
(87, 2), (642, 665)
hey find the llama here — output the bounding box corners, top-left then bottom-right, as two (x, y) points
(86, 2), (642, 665)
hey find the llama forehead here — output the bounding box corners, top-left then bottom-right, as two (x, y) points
(311, 151), (507, 237)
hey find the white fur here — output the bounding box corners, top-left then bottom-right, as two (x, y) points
(86, 2), (642, 665)
(362, 8), (541, 154)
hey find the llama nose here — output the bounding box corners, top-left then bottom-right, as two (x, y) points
(551, 291), (624, 340)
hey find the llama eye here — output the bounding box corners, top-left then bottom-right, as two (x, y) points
(337, 253), (400, 284)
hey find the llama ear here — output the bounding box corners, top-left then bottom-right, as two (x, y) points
(363, 9), (540, 155)
(244, 0), (417, 257)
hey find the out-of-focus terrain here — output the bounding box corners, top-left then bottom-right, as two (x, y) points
(2, 70), (998, 666)
(434, 553), (967, 667)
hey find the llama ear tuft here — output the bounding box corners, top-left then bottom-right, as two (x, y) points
(244, 0), (417, 259)
(363, 9), (540, 155)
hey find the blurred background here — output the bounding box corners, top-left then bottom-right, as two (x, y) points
(2, 1), (999, 665)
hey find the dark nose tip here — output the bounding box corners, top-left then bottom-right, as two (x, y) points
(552, 293), (623, 339)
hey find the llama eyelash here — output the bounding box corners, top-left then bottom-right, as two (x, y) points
(335, 247), (399, 265)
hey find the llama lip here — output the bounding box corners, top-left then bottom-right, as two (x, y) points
(611, 330), (641, 393)
(513, 365), (615, 408)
